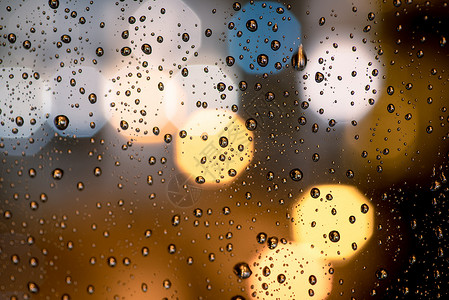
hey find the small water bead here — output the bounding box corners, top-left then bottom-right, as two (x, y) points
(346, 169), (354, 178)
(61, 34), (71, 43)
(257, 54), (269, 67)
(329, 230), (340, 242)
(217, 82), (226, 92)
(87, 285), (95, 294)
(426, 125), (433, 134)
(245, 118), (257, 131)
(315, 72), (324, 83)
(441, 36), (447, 47)
(195, 176), (205, 184)
(246, 19), (258, 32)
(262, 266), (271, 277)
(205, 28), (212, 37)
(15, 116), (24, 127)
(28, 282), (39, 294)
(319, 17), (326, 26)
(256, 232), (267, 244)
(309, 275), (317, 285)
(88, 93), (97, 104)
(95, 47), (104, 57)
(219, 136), (228, 148)
(49, 0), (59, 9)
(277, 274), (286, 283)
(233, 2), (241, 11)
(267, 236), (278, 249)
(233, 262), (252, 279)
(387, 103), (395, 113)
(141, 43), (152, 55)
(164, 133), (172, 143)
(54, 115), (69, 130)
(239, 81), (247, 91)
(349, 215), (356, 223)
(23, 40), (32, 49)
(179, 130), (187, 138)
(163, 279), (171, 289)
(168, 244), (176, 254)
(120, 120), (129, 130)
(361, 204), (369, 214)
(271, 40), (281, 51)
(107, 256), (117, 267)
(52, 168), (64, 180)
(289, 168), (303, 181)
(292, 44), (307, 71)
(226, 56), (235, 66)
(387, 86), (394, 95)
(121, 47), (132, 56)
(310, 187), (320, 198)
(375, 268), (388, 280)
(182, 33), (190, 42)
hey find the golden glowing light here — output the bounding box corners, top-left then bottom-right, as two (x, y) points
(175, 110), (253, 185)
(248, 242), (333, 299)
(292, 185), (374, 264)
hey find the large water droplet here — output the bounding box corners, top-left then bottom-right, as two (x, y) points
(54, 115), (69, 130)
(233, 262), (252, 279)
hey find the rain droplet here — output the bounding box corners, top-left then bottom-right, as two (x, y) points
(245, 118), (257, 131)
(120, 120), (129, 130)
(121, 46), (132, 56)
(141, 43), (152, 55)
(233, 262), (252, 279)
(271, 40), (281, 51)
(49, 0), (59, 9)
(219, 136), (229, 148)
(96, 47), (104, 57)
(246, 19), (258, 32)
(315, 72), (324, 83)
(54, 115), (69, 130)
(256, 232), (267, 244)
(257, 54), (269, 67)
(375, 268), (388, 280)
(52, 168), (64, 180)
(289, 168), (303, 181)
(319, 17), (326, 26)
(329, 230), (340, 242)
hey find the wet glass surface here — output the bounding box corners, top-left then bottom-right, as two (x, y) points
(1, 0), (449, 299)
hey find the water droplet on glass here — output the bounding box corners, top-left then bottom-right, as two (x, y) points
(245, 118), (257, 131)
(315, 72), (324, 83)
(319, 17), (326, 26)
(289, 168), (303, 181)
(54, 115), (69, 130)
(257, 54), (269, 67)
(233, 262), (252, 279)
(121, 46), (132, 56)
(329, 230), (340, 242)
(246, 19), (258, 32)
(141, 43), (152, 55)
(49, 0), (59, 9)
(52, 168), (64, 180)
